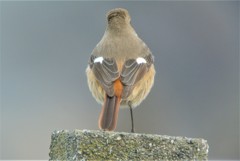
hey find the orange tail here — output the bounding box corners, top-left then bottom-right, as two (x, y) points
(98, 95), (121, 131)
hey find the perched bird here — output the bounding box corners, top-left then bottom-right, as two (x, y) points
(86, 8), (155, 132)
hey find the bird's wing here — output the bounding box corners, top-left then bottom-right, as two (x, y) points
(89, 55), (120, 97)
(120, 54), (154, 98)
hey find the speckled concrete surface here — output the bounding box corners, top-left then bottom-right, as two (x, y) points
(49, 129), (209, 160)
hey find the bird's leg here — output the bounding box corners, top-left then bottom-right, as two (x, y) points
(128, 102), (135, 133)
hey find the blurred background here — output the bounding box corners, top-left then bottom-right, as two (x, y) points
(0, 1), (239, 160)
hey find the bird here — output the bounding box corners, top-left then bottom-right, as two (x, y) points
(86, 8), (155, 132)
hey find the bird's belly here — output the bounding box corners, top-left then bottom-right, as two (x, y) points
(86, 66), (105, 104)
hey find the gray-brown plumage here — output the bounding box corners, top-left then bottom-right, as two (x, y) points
(86, 8), (155, 132)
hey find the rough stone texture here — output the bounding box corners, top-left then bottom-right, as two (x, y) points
(49, 129), (209, 160)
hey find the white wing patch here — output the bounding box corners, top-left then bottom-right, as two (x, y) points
(94, 57), (104, 64)
(136, 57), (147, 64)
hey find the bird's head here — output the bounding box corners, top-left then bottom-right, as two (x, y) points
(106, 8), (131, 31)
(107, 8), (130, 23)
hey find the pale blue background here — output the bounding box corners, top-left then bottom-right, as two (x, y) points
(0, 1), (239, 160)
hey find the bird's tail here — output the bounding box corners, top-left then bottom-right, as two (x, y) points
(98, 95), (121, 131)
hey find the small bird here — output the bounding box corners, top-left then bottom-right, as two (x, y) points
(86, 8), (155, 132)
